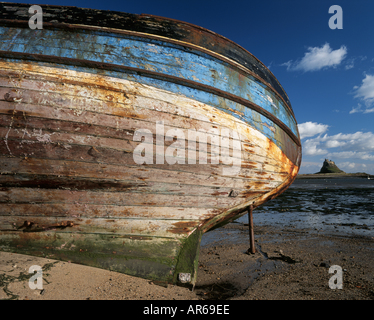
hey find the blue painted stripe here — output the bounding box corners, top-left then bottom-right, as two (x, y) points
(1, 56), (294, 156)
(0, 26), (298, 139)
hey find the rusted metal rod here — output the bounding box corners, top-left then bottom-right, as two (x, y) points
(247, 204), (256, 254)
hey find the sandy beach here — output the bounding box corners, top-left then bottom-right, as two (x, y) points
(1, 221), (373, 300)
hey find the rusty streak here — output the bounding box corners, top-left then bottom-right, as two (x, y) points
(0, 50), (300, 148)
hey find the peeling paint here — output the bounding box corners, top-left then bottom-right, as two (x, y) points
(0, 4), (300, 286)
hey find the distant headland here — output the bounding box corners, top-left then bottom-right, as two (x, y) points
(297, 159), (374, 179)
(318, 159), (344, 174)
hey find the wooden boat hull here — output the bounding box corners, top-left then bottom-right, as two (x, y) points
(0, 3), (301, 286)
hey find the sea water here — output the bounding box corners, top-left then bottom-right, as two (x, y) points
(237, 177), (374, 237)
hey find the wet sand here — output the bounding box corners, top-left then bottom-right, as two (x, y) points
(1, 222), (373, 300)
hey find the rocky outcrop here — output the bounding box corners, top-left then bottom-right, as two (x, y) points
(319, 159), (345, 174)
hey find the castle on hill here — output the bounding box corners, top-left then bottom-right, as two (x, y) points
(318, 159), (345, 174)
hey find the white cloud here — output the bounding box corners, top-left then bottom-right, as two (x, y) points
(345, 64), (354, 70)
(298, 121), (329, 139)
(345, 162), (357, 169)
(353, 74), (374, 108)
(303, 139), (327, 156)
(300, 161), (321, 168)
(349, 103), (363, 114)
(349, 103), (374, 114)
(325, 140), (346, 148)
(364, 107), (374, 113)
(338, 162), (373, 173)
(302, 131), (374, 162)
(345, 60), (354, 70)
(281, 60), (292, 70)
(284, 43), (347, 72)
(327, 151), (374, 161)
(344, 56), (367, 70)
(321, 132), (374, 151)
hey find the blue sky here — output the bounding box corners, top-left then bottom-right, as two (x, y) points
(8, 0), (374, 174)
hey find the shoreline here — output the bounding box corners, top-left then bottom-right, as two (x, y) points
(1, 223), (373, 300)
(296, 172), (374, 180)
(296, 173), (374, 179)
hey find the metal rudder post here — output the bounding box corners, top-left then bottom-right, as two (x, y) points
(246, 204), (256, 254)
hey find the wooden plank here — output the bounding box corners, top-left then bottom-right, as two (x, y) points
(0, 61), (300, 164)
(0, 110), (290, 175)
(0, 121), (245, 164)
(0, 134), (285, 177)
(0, 129), (287, 178)
(0, 83), (262, 154)
(0, 215), (200, 238)
(0, 70), (297, 166)
(0, 156), (284, 190)
(0, 203), (220, 220)
(0, 140), (287, 182)
(0, 104), (290, 168)
(0, 173), (275, 197)
(0, 75), (288, 153)
(0, 101), (286, 168)
(0, 72), (257, 136)
(0, 187), (259, 209)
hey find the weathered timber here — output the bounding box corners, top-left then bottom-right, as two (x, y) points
(0, 3), (301, 287)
